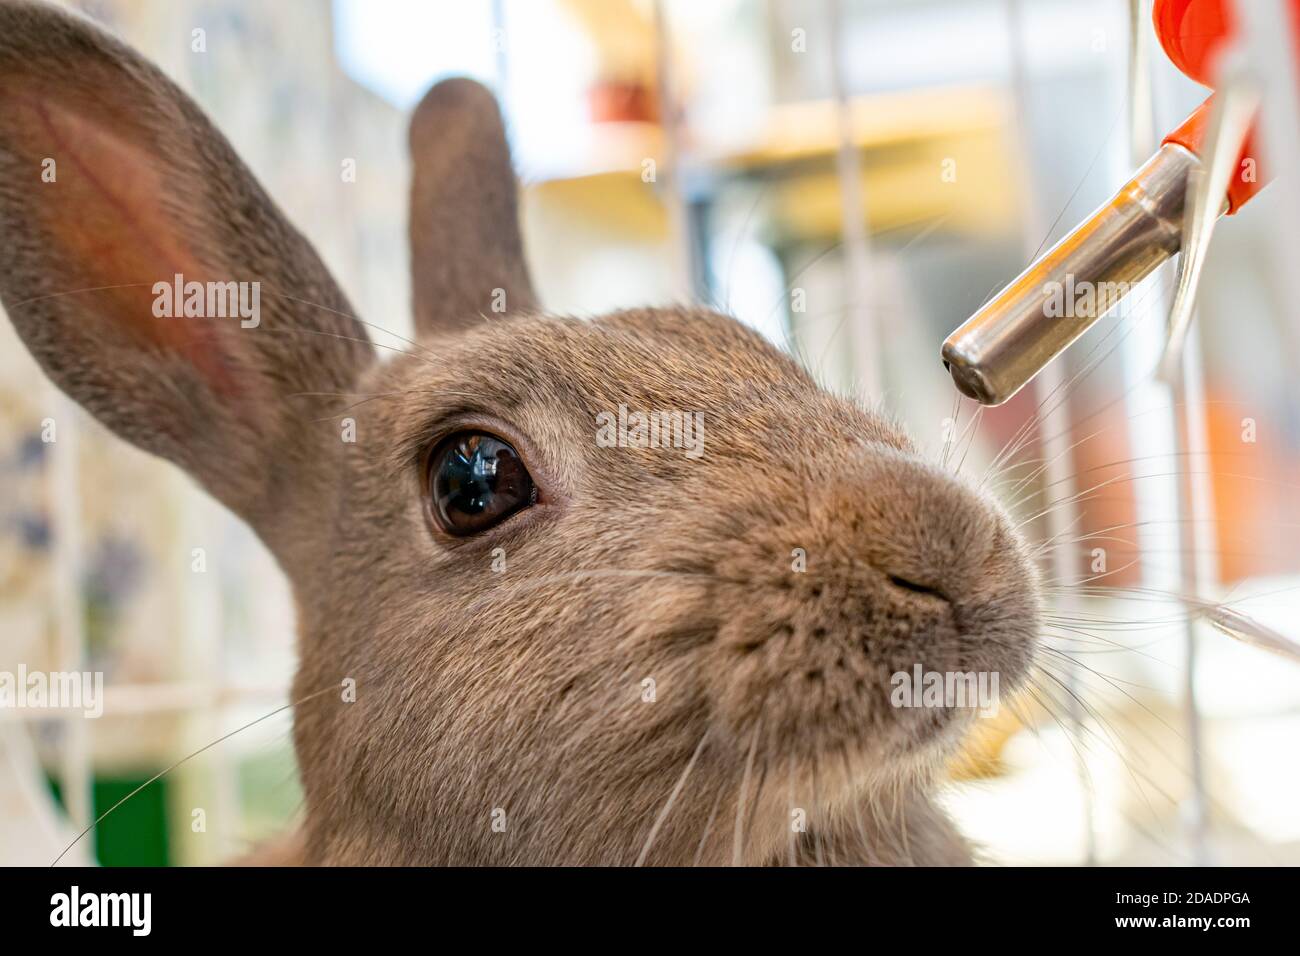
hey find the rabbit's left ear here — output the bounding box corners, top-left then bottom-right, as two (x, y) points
(0, 1), (375, 567)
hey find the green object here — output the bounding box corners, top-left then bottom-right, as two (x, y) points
(49, 774), (171, 867)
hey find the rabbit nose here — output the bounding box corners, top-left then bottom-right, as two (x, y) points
(840, 450), (1002, 600)
(884, 573), (949, 603)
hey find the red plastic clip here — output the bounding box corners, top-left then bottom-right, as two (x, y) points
(1154, 0), (1300, 213)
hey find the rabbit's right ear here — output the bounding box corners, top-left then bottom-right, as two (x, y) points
(408, 78), (537, 334)
(0, 1), (375, 568)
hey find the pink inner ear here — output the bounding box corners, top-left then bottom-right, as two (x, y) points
(11, 79), (241, 395)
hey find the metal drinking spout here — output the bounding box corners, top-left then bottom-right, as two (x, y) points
(942, 143), (1203, 406)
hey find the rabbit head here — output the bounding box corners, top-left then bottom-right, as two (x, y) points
(0, 1), (1039, 865)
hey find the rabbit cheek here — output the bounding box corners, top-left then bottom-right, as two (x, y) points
(709, 578), (956, 757)
(701, 464), (1040, 784)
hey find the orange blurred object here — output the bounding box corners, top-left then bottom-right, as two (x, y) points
(1154, 0), (1300, 212)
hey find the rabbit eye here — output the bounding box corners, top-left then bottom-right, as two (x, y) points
(428, 431), (537, 536)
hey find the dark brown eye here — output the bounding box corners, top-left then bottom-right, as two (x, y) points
(428, 431), (537, 536)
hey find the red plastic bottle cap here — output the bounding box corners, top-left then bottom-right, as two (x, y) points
(1153, 0), (1236, 88)
(1154, 0), (1300, 213)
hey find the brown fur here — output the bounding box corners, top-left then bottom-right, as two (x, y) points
(0, 0), (1039, 865)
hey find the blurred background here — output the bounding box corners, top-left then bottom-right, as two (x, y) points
(2, 0), (1298, 865)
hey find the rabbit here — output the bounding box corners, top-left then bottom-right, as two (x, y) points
(0, 0), (1040, 866)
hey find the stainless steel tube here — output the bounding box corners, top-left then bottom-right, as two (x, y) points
(942, 143), (1201, 405)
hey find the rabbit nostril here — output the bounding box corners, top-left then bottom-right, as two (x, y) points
(887, 574), (947, 601)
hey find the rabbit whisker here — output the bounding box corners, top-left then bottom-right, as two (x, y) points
(464, 569), (718, 616)
(786, 752), (800, 867)
(9, 281), (154, 308)
(839, 745), (872, 865)
(261, 290), (442, 364)
(691, 783), (726, 867)
(731, 717), (763, 866)
(634, 730), (710, 867)
(51, 683), (338, 867)
(810, 752), (828, 866)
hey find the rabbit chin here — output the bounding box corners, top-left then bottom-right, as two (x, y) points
(660, 705), (998, 867)
(676, 638), (1033, 866)
(705, 637), (1032, 790)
